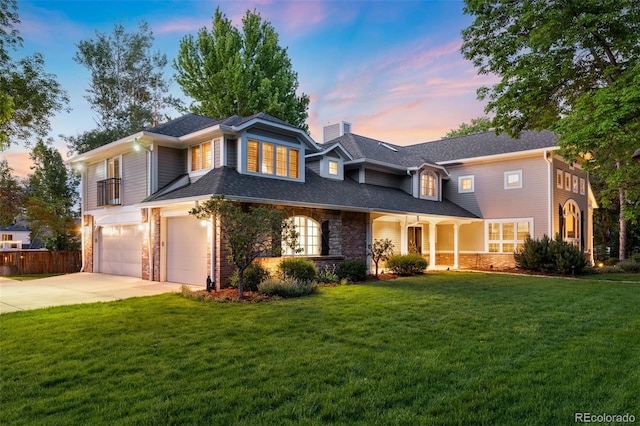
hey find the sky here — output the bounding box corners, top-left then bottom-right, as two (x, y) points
(3, 0), (497, 177)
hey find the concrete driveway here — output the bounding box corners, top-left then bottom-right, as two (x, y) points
(0, 273), (191, 314)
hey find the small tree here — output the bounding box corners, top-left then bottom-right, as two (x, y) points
(190, 195), (296, 297)
(368, 238), (394, 277)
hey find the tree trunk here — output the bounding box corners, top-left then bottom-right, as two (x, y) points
(619, 188), (627, 260)
(237, 267), (245, 299)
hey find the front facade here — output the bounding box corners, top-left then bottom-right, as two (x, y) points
(68, 113), (596, 287)
(0, 226), (31, 250)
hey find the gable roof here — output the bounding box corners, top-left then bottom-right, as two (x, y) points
(142, 167), (478, 219)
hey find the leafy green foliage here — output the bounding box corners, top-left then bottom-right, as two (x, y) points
(174, 7), (309, 130)
(336, 259), (367, 282)
(257, 277), (315, 298)
(230, 263), (269, 292)
(277, 258), (317, 282)
(0, 0), (68, 149)
(0, 159), (23, 226)
(24, 140), (80, 250)
(386, 254), (428, 276)
(367, 238), (394, 277)
(515, 235), (586, 275)
(443, 117), (494, 139)
(66, 21), (181, 155)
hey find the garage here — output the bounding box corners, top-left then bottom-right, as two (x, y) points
(97, 225), (142, 277)
(166, 216), (209, 285)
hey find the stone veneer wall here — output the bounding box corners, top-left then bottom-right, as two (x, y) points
(435, 253), (517, 270)
(82, 215), (94, 272)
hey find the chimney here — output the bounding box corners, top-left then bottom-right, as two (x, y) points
(323, 121), (352, 143)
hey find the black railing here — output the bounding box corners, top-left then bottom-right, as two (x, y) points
(97, 178), (122, 206)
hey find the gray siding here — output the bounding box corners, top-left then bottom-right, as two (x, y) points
(122, 151), (147, 205)
(214, 138), (222, 168)
(307, 159), (320, 174)
(364, 169), (412, 193)
(226, 138), (238, 168)
(248, 128), (299, 145)
(85, 161), (105, 210)
(552, 158), (589, 237)
(443, 156), (550, 239)
(157, 146), (186, 190)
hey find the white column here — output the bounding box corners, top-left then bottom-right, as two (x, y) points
(453, 223), (460, 269)
(429, 223), (437, 270)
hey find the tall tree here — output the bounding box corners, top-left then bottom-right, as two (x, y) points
(461, 0), (640, 259)
(0, 159), (23, 226)
(174, 7), (310, 131)
(443, 117), (494, 139)
(24, 140), (80, 250)
(66, 21), (180, 155)
(0, 0), (68, 149)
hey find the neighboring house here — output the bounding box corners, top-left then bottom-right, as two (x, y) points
(0, 225), (31, 250)
(68, 113), (596, 287)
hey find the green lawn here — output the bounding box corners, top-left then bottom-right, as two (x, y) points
(1, 272), (638, 425)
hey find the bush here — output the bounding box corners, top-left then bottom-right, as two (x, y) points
(230, 264), (268, 292)
(631, 253), (640, 263)
(386, 254), (428, 276)
(316, 265), (339, 284)
(258, 277), (315, 298)
(278, 258), (317, 282)
(515, 235), (586, 274)
(336, 259), (367, 282)
(603, 257), (619, 266)
(618, 259), (640, 273)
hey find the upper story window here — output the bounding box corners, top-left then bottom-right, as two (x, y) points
(190, 141), (212, 172)
(282, 216), (320, 256)
(328, 160), (339, 176)
(247, 139), (300, 179)
(504, 170), (522, 189)
(2, 234), (13, 241)
(458, 175), (474, 193)
(420, 171), (438, 200)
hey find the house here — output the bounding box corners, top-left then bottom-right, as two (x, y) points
(0, 225), (31, 250)
(67, 113), (596, 287)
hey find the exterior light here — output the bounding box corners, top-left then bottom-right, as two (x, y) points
(200, 219), (208, 227)
(633, 148), (640, 164)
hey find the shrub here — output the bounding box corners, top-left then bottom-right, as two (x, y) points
(515, 235), (586, 274)
(316, 264), (339, 284)
(230, 264), (268, 292)
(386, 254), (428, 276)
(603, 257), (619, 266)
(618, 259), (640, 273)
(277, 258), (317, 282)
(258, 277), (315, 298)
(336, 259), (367, 282)
(631, 253), (640, 263)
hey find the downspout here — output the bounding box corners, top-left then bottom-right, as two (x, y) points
(544, 150), (553, 238)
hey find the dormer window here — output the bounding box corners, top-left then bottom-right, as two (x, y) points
(420, 171), (438, 200)
(329, 160), (339, 176)
(247, 138), (300, 179)
(190, 141), (212, 172)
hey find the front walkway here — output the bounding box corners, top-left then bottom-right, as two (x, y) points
(0, 273), (189, 314)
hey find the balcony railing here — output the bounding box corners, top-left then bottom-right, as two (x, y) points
(97, 178), (122, 206)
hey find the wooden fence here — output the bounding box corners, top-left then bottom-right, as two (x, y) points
(0, 250), (82, 276)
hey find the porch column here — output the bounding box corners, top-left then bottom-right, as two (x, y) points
(453, 223), (460, 269)
(429, 223), (437, 270)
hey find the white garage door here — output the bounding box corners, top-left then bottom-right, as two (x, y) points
(166, 216), (208, 285)
(98, 225), (142, 277)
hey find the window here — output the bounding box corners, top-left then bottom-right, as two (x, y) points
(487, 219), (531, 253)
(580, 178), (586, 195)
(563, 200), (581, 247)
(504, 170), (522, 189)
(107, 156), (121, 203)
(408, 226), (422, 253)
(328, 160), (339, 176)
(458, 175), (474, 193)
(572, 175), (579, 193)
(1, 234), (12, 241)
(564, 172), (571, 191)
(557, 169), (563, 188)
(283, 216), (320, 256)
(247, 139), (300, 179)
(420, 171), (437, 199)
(190, 141), (212, 172)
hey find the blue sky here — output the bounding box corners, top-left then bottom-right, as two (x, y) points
(4, 0), (495, 176)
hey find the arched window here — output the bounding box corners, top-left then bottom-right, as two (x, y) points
(420, 171), (438, 200)
(563, 200), (581, 247)
(283, 216), (320, 256)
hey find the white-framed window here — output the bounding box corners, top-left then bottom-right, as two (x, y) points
(283, 216), (320, 256)
(572, 175), (579, 193)
(564, 172), (571, 191)
(190, 141), (212, 172)
(486, 219), (532, 253)
(458, 175), (474, 193)
(580, 178), (586, 195)
(328, 160), (339, 176)
(420, 171), (438, 200)
(562, 200), (581, 247)
(246, 139), (300, 179)
(504, 170), (522, 189)
(1, 234), (13, 241)
(557, 169), (563, 188)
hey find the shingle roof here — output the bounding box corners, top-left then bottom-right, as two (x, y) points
(147, 112), (299, 138)
(143, 167), (478, 219)
(323, 130), (558, 166)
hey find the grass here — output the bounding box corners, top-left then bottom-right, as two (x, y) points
(3, 274), (64, 281)
(579, 273), (640, 282)
(1, 272), (639, 425)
